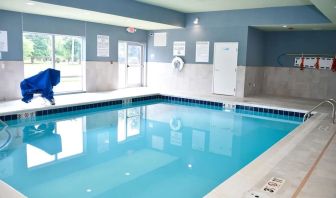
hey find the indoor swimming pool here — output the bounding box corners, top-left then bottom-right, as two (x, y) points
(0, 99), (301, 198)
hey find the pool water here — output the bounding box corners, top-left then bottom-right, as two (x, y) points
(0, 101), (300, 198)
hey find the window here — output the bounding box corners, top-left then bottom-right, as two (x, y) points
(23, 32), (85, 93)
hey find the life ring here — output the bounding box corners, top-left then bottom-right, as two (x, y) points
(172, 57), (184, 71)
(170, 118), (182, 131)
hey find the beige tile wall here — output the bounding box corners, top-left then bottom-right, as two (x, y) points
(86, 61), (121, 92)
(262, 67), (336, 99)
(147, 62), (335, 100)
(243, 66), (264, 96)
(0, 61), (24, 101)
(1, 60), (334, 102)
(147, 62), (214, 95)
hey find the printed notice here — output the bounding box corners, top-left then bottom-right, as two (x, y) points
(195, 41), (209, 62)
(0, 31), (8, 52)
(173, 41), (186, 56)
(154, 32), (167, 47)
(97, 35), (109, 57)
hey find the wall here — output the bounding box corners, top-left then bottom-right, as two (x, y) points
(146, 5), (331, 97)
(148, 26), (249, 65)
(261, 30), (336, 99)
(262, 67), (336, 99)
(0, 10), (148, 100)
(246, 27), (264, 67)
(264, 30), (336, 67)
(147, 62), (213, 94)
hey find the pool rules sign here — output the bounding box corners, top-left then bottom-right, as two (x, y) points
(0, 31), (8, 52)
(97, 35), (109, 57)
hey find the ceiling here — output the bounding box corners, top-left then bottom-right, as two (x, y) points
(254, 23), (336, 31)
(137, 0), (312, 13)
(0, 0), (181, 30)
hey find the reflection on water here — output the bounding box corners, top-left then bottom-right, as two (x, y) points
(117, 108), (141, 143)
(25, 118), (84, 168)
(0, 103), (299, 198)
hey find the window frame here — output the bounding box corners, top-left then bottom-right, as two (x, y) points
(23, 31), (86, 94)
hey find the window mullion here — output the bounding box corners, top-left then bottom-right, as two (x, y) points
(52, 35), (56, 69)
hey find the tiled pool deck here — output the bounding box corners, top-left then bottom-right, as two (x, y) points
(0, 87), (335, 198)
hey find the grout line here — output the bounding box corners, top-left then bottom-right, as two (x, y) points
(292, 125), (336, 198)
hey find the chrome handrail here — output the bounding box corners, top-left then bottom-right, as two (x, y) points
(0, 118), (12, 151)
(0, 118), (8, 127)
(303, 99), (335, 124)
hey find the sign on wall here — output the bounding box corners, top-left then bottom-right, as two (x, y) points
(0, 31), (8, 52)
(97, 35), (109, 57)
(195, 41), (209, 62)
(154, 32), (167, 47)
(173, 41), (186, 56)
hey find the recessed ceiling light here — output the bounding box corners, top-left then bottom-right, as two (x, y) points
(26, 1), (35, 5)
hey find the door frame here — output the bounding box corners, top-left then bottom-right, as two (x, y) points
(124, 41), (145, 88)
(212, 42), (238, 96)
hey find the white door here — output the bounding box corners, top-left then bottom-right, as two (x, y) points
(126, 43), (144, 87)
(213, 42), (238, 95)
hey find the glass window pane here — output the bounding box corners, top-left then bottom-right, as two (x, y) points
(23, 33), (85, 93)
(54, 35), (84, 93)
(23, 33), (52, 78)
(127, 45), (141, 65)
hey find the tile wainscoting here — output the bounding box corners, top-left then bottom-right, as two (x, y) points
(147, 62), (335, 100)
(146, 62), (214, 95)
(0, 61), (24, 101)
(262, 66), (336, 99)
(86, 61), (121, 92)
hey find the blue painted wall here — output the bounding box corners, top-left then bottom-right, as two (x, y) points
(34, 0), (185, 27)
(148, 26), (249, 65)
(147, 5), (331, 66)
(0, 10), (148, 62)
(86, 22), (147, 61)
(0, 10), (23, 61)
(264, 31), (336, 67)
(246, 27), (264, 66)
(22, 13), (86, 36)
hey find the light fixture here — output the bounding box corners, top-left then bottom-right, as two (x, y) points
(26, 1), (35, 5)
(193, 17), (199, 25)
(86, 189), (92, 193)
(124, 172), (131, 176)
(187, 164), (192, 168)
(282, 25), (287, 28)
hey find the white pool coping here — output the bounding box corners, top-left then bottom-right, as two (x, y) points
(0, 88), (333, 198)
(0, 181), (26, 198)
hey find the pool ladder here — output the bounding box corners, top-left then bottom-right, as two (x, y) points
(303, 99), (336, 124)
(0, 118), (12, 151)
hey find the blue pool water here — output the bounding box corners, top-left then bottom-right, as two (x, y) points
(0, 100), (300, 198)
